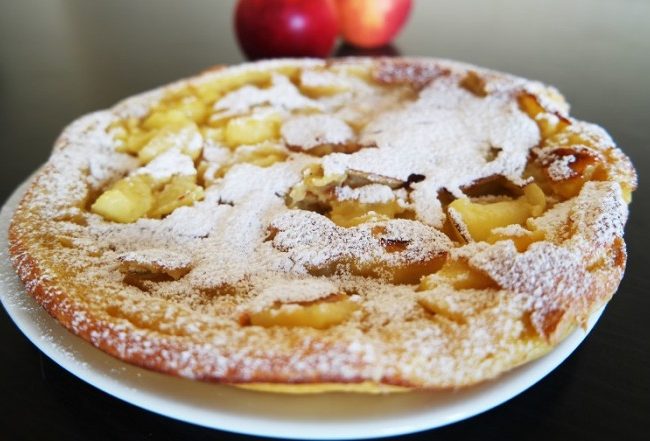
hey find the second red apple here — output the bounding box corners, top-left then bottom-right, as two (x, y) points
(336, 0), (412, 49)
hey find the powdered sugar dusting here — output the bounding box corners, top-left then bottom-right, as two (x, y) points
(282, 115), (354, 150)
(134, 149), (196, 181)
(465, 241), (592, 338)
(215, 73), (319, 114)
(490, 224), (530, 237)
(271, 211), (452, 271)
(322, 75), (540, 226)
(335, 184), (396, 204)
(546, 154), (576, 180)
(117, 249), (192, 274)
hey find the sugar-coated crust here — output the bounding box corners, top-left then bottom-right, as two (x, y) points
(8, 58), (636, 391)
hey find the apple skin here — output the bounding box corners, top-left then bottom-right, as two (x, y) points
(235, 0), (339, 60)
(335, 0), (412, 48)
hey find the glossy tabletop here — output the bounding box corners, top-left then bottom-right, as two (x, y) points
(1, 0), (649, 439)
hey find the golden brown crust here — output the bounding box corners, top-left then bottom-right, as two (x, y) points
(8, 57), (635, 391)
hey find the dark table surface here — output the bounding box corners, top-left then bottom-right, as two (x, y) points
(1, 1), (649, 440)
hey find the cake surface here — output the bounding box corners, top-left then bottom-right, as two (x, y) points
(8, 57), (636, 390)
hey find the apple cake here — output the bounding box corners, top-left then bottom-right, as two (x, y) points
(8, 57), (636, 392)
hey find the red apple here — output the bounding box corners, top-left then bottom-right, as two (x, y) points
(235, 0), (339, 60)
(335, 0), (412, 48)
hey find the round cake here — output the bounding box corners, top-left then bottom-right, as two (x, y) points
(8, 57), (636, 391)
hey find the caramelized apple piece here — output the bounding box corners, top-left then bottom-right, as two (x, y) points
(142, 109), (192, 131)
(519, 93), (570, 138)
(149, 175), (205, 219)
(419, 293), (469, 324)
(117, 249), (192, 280)
(549, 148), (606, 199)
(286, 164), (345, 211)
(352, 258), (446, 285)
(459, 71), (488, 97)
(201, 126), (225, 144)
(620, 182), (633, 204)
(232, 142), (288, 167)
(117, 129), (156, 154)
(91, 175), (154, 223)
(519, 93), (544, 118)
(523, 183), (547, 215)
(171, 96), (209, 124)
(329, 199), (404, 227)
(248, 296), (358, 329)
(486, 226), (545, 252)
(225, 111), (281, 147)
(141, 92), (209, 130)
(138, 121), (203, 163)
(537, 113), (571, 139)
(420, 259), (497, 291)
(448, 183), (546, 242)
(299, 69), (351, 97)
(193, 70), (273, 103)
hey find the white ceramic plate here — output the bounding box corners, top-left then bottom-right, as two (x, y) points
(0, 178), (604, 440)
